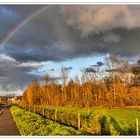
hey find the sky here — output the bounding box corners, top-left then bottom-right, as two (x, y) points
(0, 5), (140, 96)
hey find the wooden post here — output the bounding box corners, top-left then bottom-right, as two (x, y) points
(34, 105), (36, 113)
(136, 118), (139, 136)
(29, 105), (30, 111)
(78, 113), (80, 130)
(55, 109), (57, 122)
(43, 107), (45, 116)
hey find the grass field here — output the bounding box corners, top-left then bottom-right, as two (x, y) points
(10, 106), (88, 136)
(11, 105), (140, 136)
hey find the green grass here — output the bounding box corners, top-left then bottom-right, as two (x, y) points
(10, 106), (88, 136)
(14, 104), (140, 136)
(43, 107), (140, 135)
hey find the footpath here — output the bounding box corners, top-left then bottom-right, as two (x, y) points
(0, 108), (20, 136)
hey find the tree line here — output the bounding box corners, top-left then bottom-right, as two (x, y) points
(22, 55), (140, 108)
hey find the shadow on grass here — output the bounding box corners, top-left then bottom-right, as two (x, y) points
(110, 117), (126, 135)
(99, 115), (110, 135)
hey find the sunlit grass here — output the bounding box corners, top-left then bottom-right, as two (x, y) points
(10, 106), (87, 136)
(11, 105), (140, 136)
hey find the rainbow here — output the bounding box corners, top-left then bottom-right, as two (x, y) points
(0, 6), (49, 47)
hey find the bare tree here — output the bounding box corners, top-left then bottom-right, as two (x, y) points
(60, 67), (70, 104)
(42, 73), (51, 86)
(104, 55), (121, 106)
(61, 67), (70, 86)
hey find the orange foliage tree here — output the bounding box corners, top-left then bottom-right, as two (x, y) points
(22, 55), (140, 108)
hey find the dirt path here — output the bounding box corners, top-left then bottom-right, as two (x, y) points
(0, 108), (20, 136)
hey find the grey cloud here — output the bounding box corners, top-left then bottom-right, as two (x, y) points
(1, 5), (140, 94)
(60, 5), (140, 37)
(101, 32), (120, 43)
(0, 5), (42, 40)
(0, 54), (42, 93)
(2, 5), (140, 64)
(85, 67), (96, 73)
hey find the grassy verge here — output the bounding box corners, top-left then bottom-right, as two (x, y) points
(13, 104), (140, 135)
(10, 105), (87, 136)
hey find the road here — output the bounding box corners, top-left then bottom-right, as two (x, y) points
(0, 106), (20, 136)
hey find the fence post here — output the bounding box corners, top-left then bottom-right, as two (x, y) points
(29, 105), (30, 111)
(136, 118), (139, 136)
(34, 105), (36, 113)
(55, 109), (57, 122)
(43, 107), (45, 116)
(78, 113), (81, 130)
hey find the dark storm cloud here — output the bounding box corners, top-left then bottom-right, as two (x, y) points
(1, 5), (140, 93)
(0, 5), (42, 39)
(0, 55), (43, 93)
(85, 67), (96, 73)
(2, 5), (140, 63)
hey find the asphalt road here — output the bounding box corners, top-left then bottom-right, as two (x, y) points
(0, 107), (20, 136)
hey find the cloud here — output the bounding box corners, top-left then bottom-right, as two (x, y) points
(101, 32), (120, 43)
(1, 5), (140, 64)
(17, 62), (46, 69)
(60, 5), (140, 37)
(0, 54), (43, 94)
(1, 5), (140, 94)
(0, 77), (8, 81)
(85, 67), (96, 73)
(0, 5), (42, 39)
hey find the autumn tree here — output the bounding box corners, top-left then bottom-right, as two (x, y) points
(25, 80), (41, 105)
(42, 73), (51, 86)
(131, 59), (140, 86)
(60, 67), (70, 105)
(21, 56), (140, 108)
(104, 55), (123, 106)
